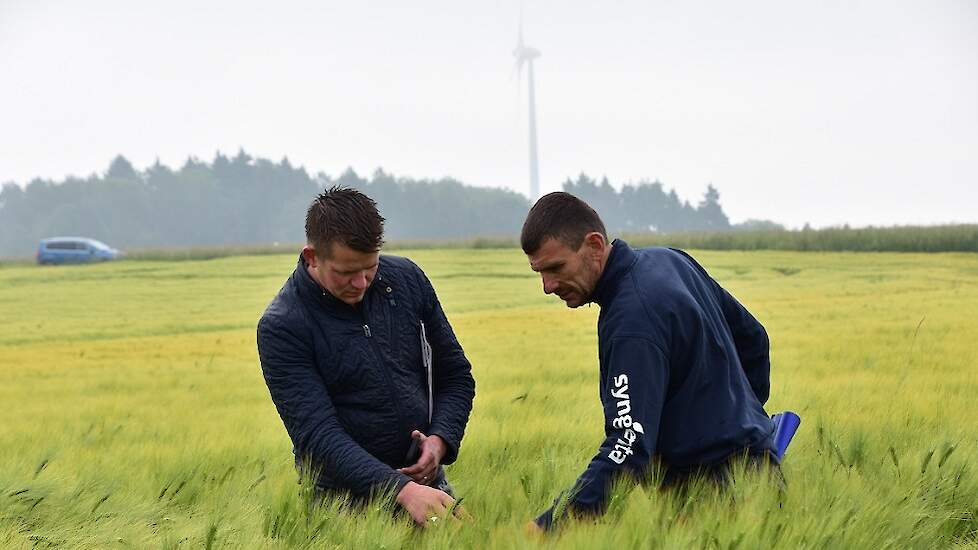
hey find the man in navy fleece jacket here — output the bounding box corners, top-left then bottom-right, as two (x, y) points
(521, 192), (780, 531)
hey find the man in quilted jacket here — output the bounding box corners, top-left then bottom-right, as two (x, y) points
(257, 186), (475, 526)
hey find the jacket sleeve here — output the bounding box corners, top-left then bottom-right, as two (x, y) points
(257, 315), (411, 497)
(416, 267), (476, 465)
(717, 287), (770, 405)
(535, 337), (668, 530)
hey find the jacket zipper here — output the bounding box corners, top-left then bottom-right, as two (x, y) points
(360, 303), (409, 460)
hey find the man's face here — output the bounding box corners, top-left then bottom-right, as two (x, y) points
(527, 235), (605, 308)
(303, 242), (380, 306)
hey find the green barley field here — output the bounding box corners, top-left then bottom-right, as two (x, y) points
(1, 248), (976, 548)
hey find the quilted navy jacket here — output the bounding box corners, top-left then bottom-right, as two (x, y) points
(257, 254), (475, 497)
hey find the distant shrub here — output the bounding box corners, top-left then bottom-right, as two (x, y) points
(119, 237), (521, 262)
(123, 244), (299, 261)
(624, 224), (978, 253)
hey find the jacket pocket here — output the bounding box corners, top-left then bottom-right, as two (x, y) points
(394, 313), (425, 376)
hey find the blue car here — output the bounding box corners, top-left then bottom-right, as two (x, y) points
(37, 237), (120, 265)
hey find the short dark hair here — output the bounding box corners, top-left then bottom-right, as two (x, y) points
(521, 191), (608, 254)
(305, 186), (385, 258)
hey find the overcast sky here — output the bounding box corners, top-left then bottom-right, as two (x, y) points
(1, 0), (976, 228)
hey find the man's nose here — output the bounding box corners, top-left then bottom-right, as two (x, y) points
(542, 275), (558, 294)
(351, 272), (368, 290)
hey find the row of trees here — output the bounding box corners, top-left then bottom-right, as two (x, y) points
(0, 151), (741, 257)
(563, 174), (733, 233)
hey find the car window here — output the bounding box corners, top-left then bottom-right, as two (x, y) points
(45, 241), (90, 250)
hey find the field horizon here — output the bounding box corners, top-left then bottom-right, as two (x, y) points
(3, 223), (978, 266)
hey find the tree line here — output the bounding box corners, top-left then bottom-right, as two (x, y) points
(562, 173), (736, 233)
(0, 151), (739, 257)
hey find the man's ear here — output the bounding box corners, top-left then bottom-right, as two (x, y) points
(301, 245), (319, 269)
(582, 232), (607, 257)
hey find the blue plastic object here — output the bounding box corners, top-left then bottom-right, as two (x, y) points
(771, 411), (801, 461)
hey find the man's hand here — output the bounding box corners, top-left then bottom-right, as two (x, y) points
(396, 481), (455, 527)
(398, 430), (447, 485)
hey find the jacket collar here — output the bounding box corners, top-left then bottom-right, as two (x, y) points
(589, 239), (638, 306)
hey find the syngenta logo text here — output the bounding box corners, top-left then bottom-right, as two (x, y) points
(608, 374), (644, 464)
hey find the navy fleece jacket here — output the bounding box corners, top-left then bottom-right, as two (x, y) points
(536, 240), (775, 529)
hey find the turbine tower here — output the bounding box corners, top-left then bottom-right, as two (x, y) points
(514, 22), (541, 200)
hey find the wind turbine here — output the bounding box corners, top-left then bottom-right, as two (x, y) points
(513, 21), (541, 200)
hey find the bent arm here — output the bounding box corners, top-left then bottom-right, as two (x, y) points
(718, 287), (770, 404)
(418, 270), (475, 465)
(258, 316), (410, 496)
(536, 338), (668, 530)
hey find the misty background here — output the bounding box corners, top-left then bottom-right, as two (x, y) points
(1, 0), (976, 252)
(0, 153), (746, 256)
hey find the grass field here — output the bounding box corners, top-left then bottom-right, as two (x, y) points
(1, 248), (976, 548)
